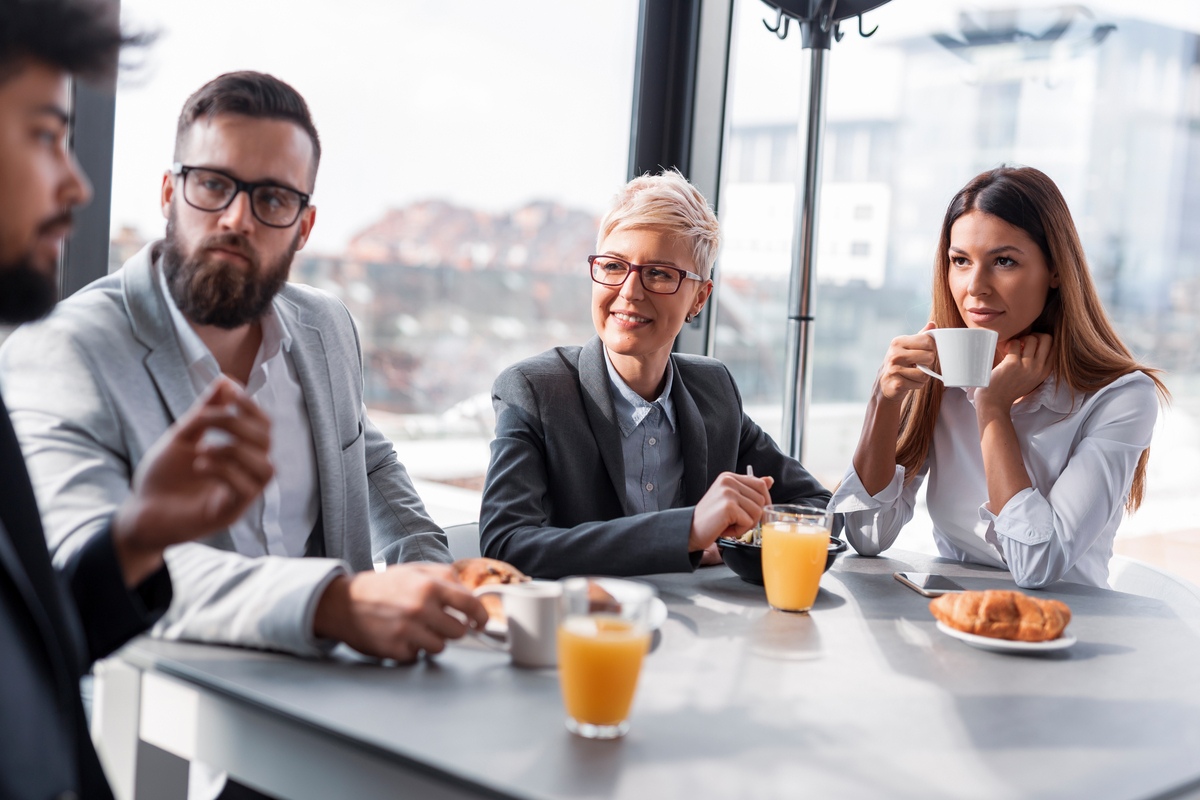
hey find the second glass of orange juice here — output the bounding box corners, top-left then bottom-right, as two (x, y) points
(557, 578), (655, 739)
(761, 504), (833, 613)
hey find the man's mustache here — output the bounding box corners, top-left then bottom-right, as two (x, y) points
(198, 233), (258, 264)
(36, 210), (74, 238)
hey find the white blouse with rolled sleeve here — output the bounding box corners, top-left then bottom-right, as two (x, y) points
(829, 372), (1158, 589)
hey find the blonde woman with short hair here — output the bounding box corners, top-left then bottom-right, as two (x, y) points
(831, 166), (1167, 589)
(480, 170), (834, 578)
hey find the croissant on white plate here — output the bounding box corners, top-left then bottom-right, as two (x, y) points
(929, 590), (1071, 642)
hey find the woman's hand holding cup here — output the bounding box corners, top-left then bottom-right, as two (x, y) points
(877, 322), (938, 403)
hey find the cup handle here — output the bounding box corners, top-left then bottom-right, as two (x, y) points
(469, 587), (511, 652)
(916, 364), (945, 383)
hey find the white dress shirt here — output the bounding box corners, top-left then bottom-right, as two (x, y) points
(159, 265), (321, 559)
(604, 348), (685, 513)
(830, 372), (1158, 588)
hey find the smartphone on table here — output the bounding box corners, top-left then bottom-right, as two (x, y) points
(893, 572), (965, 597)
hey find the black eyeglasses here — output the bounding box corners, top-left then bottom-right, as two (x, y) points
(173, 163), (311, 228)
(588, 255), (704, 295)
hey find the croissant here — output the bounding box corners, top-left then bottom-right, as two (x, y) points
(929, 590), (1071, 642)
(452, 558), (529, 623)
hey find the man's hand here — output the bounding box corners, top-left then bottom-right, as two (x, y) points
(111, 378), (273, 586)
(688, 472), (774, 553)
(312, 563), (489, 663)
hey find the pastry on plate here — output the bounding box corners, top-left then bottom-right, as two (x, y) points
(929, 590), (1071, 642)
(451, 558), (529, 623)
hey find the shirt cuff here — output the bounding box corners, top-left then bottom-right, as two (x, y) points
(981, 487), (1055, 546)
(829, 464), (906, 513)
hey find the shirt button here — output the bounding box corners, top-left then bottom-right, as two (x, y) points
(648, 437), (657, 446)
(646, 483), (654, 492)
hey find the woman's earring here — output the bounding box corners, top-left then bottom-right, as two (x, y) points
(685, 314), (694, 323)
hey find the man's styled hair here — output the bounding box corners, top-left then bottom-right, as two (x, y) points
(174, 71), (322, 184)
(597, 168), (721, 281)
(0, 0), (136, 82)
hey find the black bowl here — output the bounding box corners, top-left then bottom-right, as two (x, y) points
(716, 536), (848, 586)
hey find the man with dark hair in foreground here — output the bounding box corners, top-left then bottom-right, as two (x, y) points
(0, 1), (274, 798)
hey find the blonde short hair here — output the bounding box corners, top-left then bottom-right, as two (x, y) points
(596, 169), (720, 281)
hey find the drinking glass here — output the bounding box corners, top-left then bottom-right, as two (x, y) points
(760, 504), (833, 613)
(556, 577), (655, 739)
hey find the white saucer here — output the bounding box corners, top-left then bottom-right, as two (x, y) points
(936, 621), (1076, 653)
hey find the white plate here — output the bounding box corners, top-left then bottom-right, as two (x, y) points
(484, 581), (668, 636)
(936, 621), (1076, 653)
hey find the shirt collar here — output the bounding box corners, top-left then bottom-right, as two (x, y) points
(603, 347), (677, 437)
(963, 374), (1076, 415)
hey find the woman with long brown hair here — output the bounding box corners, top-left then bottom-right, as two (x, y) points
(829, 166), (1166, 589)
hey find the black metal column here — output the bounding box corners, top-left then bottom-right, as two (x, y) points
(628, 0), (702, 181)
(627, 0), (732, 357)
(59, 74), (118, 298)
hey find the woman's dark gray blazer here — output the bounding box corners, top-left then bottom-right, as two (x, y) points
(480, 336), (834, 579)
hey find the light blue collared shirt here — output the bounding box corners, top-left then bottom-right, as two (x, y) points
(604, 348), (685, 513)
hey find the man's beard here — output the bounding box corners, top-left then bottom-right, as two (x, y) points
(162, 210), (299, 329)
(0, 211), (72, 325)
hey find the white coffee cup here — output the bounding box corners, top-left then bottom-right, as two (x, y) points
(917, 328), (999, 388)
(472, 581), (563, 668)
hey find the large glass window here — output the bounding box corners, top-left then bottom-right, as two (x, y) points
(111, 1), (639, 523)
(715, 0), (1200, 579)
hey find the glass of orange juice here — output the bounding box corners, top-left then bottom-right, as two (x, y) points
(556, 577), (655, 739)
(761, 504), (832, 613)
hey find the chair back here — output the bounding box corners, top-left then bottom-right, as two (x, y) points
(444, 522), (481, 560)
(1109, 554), (1200, 636)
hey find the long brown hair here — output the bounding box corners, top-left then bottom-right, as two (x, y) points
(895, 166), (1168, 511)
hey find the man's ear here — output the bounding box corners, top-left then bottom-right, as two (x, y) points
(294, 205), (317, 251)
(160, 171), (174, 219)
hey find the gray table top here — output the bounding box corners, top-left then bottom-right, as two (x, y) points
(123, 550), (1200, 800)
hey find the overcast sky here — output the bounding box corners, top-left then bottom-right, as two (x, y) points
(112, 0), (640, 254)
(111, 0), (1198, 254)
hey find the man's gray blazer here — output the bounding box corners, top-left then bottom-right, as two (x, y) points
(0, 242), (449, 656)
(479, 337), (836, 578)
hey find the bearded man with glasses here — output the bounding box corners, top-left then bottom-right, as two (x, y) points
(1, 71), (487, 676)
(479, 170), (837, 578)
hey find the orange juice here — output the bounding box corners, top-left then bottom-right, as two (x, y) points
(557, 615), (651, 726)
(761, 522), (829, 612)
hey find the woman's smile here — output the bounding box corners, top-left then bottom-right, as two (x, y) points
(610, 309), (653, 328)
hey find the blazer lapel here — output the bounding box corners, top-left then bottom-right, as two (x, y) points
(279, 300), (346, 560)
(577, 337), (635, 516)
(123, 243), (200, 424)
(669, 357), (709, 506)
